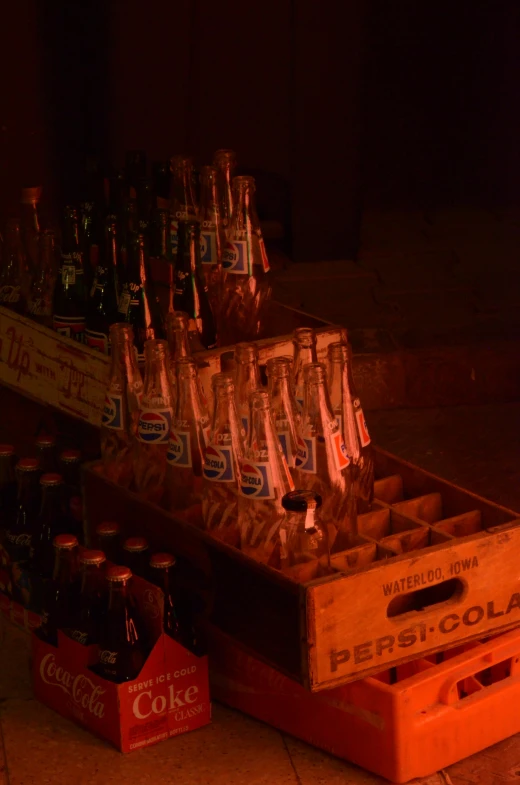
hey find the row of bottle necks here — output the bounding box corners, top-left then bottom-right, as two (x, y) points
(102, 324), (375, 578)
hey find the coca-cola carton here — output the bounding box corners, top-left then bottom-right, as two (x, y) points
(31, 571), (211, 752)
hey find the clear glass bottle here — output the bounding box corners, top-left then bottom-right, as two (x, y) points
(234, 342), (261, 437)
(202, 373), (245, 546)
(199, 165), (225, 316)
(101, 323), (143, 488)
(219, 176), (271, 345)
(134, 339), (174, 504)
(266, 356), (300, 469)
(238, 390), (294, 566)
(26, 230), (57, 327)
(293, 363), (357, 552)
(327, 341), (374, 513)
(292, 328), (318, 409)
(213, 149), (237, 230)
(0, 218), (25, 313)
(166, 358), (210, 512)
(279, 490), (331, 581)
(169, 155), (198, 254)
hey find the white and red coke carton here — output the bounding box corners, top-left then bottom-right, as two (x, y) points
(31, 571), (211, 752)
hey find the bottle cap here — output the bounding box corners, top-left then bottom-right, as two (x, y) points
(123, 536), (149, 553)
(150, 552), (175, 569)
(96, 521), (121, 537)
(0, 444), (14, 456)
(54, 533), (79, 549)
(80, 549), (106, 565)
(282, 490), (322, 513)
(17, 457), (40, 472)
(40, 473), (63, 486)
(60, 449), (81, 464)
(106, 565), (132, 582)
(36, 433), (56, 448)
(21, 186), (43, 204)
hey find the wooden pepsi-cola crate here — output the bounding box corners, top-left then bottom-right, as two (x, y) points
(83, 448), (520, 692)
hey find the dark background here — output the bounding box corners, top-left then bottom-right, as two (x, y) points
(1, 0), (519, 261)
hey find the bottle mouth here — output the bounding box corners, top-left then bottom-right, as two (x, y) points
(96, 521), (121, 536)
(176, 358), (198, 378)
(282, 490), (322, 512)
(303, 362), (326, 383)
(266, 356), (292, 377)
(60, 449), (81, 463)
(109, 323), (134, 340)
(327, 341), (349, 362)
(293, 327), (316, 347)
(234, 342), (259, 363)
(106, 565), (132, 582)
(249, 390), (270, 409)
(211, 372), (234, 390)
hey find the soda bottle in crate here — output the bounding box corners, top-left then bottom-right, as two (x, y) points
(134, 339), (174, 504)
(234, 342), (261, 437)
(38, 533), (79, 645)
(327, 341), (374, 513)
(293, 363), (356, 552)
(65, 548), (107, 645)
(169, 155), (198, 254)
(266, 356), (300, 469)
(238, 390), (294, 566)
(213, 149), (236, 231)
(199, 165), (225, 318)
(35, 433), (58, 474)
(165, 358), (211, 512)
(5, 457), (41, 605)
(101, 323), (143, 489)
(202, 373), (245, 547)
(94, 521), (122, 564)
(219, 176), (271, 345)
(0, 218), (25, 313)
(26, 229), (57, 328)
(279, 490), (331, 581)
(53, 206), (88, 342)
(148, 552), (196, 650)
(121, 536), (150, 579)
(30, 473), (68, 583)
(292, 327), (318, 409)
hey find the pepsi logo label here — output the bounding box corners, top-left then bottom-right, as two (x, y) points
(332, 430), (350, 471)
(200, 230), (217, 265)
(167, 430), (192, 467)
(203, 444), (235, 482)
(138, 408), (172, 443)
(355, 407), (371, 447)
(101, 394), (124, 431)
(239, 461), (275, 499)
(222, 241), (249, 274)
(295, 435), (316, 474)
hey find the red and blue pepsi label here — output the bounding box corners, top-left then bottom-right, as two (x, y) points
(239, 461), (275, 499)
(102, 394), (124, 431)
(222, 241), (250, 275)
(354, 403), (371, 447)
(167, 430), (192, 467)
(137, 408), (172, 444)
(203, 444), (235, 482)
(200, 230), (217, 265)
(295, 436), (316, 474)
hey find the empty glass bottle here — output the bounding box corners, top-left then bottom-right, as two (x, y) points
(293, 363), (356, 551)
(279, 490), (331, 581)
(234, 342), (261, 437)
(220, 176), (271, 344)
(100, 323), (143, 488)
(166, 358), (210, 512)
(199, 165), (225, 315)
(0, 218), (25, 313)
(238, 390), (294, 566)
(53, 206), (88, 342)
(169, 155), (198, 254)
(26, 230), (57, 327)
(165, 310), (191, 362)
(327, 341), (374, 513)
(202, 373), (245, 547)
(213, 149), (236, 230)
(134, 339), (174, 504)
(292, 328), (318, 409)
(266, 356), (300, 469)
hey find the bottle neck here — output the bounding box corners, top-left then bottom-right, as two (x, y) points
(108, 581), (130, 611)
(0, 456), (14, 485)
(81, 563), (105, 596)
(172, 327), (190, 361)
(143, 351), (171, 399)
(303, 378), (336, 432)
(53, 549), (76, 583)
(21, 202), (40, 233)
(62, 217), (81, 253)
(17, 472), (39, 507)
(200, 177), (218, 222)
(327, 358), (343, 413)
(171, 168), (195, 211)
(269, 374), (293, 410)
(40, 485), (62, 519)
(236, 362), (260, 398)
(177, 373), (206, 422)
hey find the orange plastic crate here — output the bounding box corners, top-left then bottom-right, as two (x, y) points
(208, 624), (520, 783)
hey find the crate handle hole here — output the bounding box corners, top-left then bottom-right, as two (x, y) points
(386, 578), (464, 618)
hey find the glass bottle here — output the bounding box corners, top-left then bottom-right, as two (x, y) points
(173, 219), (217, 351)
(266, 356), (301, 469)
(35, 433), (59, 474)
(26, 230), (57, 327)
(39, 533), (79, 645)
(100, 323), (143, 488)
(148, 552), (183, 642)
(327, 341), (374, 513)
(95, 521), (122, 564)
(293, 363), (356, 551)
(58, 449), (82, 537)
(292, 328), (318, 409)
(53, 206), (88, 342)
(0, 444), (16, 537)
(20, 186), (42, 296)
(234, 342), (261, 436)
(125, 149), (147, 196)
(134, 339), (174, 504)
(0, 218), (25, 312)
(199, 165), (225, 316)
(169, 155), (198, 254)
(150, 208), (174, 314)
(5, 457), (40, 606)
(220, 176), (271, 345)
(165, 310), (191, 362)
(85, 218), (120, 353)
(165, 358), (210, 512)
(118, 231), (165, 364)
(96, 565), (146, 683)
(213, 149), (237, 230)
(202, 373), (245, 547)
(65, 549), (107, 645)
(79, 199), (100, 294)
(238, 390), (294, 566)
(279, 490), (331, 581)
(30, 473), (67, 580)
(121, 536), (150, 579)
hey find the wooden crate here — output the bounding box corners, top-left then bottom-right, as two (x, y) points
(83, 447), (520, 692)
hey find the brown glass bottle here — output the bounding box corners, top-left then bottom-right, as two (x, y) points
(39, 533), (79, 645)
(30, 473), (66, 580)
(121, 536), (150, 579)
(66, 549), (107, 645)
(5, 458), (40, 604)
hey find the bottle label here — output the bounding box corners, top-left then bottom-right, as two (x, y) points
(61, 265), (80, 285)
(354, 402), (371, 447)
(332, 430), (350, 471)
(203, 444), (235, 482)
(240, 461), (275, 499)
(222, 241), (250, 275)
(53, 315), (85, 341)
(85, 328), (108, 354)
(259, 237), (270, 272)
(137, 408), (172, 443)
(167, 429), (192, 467)
(27, 298), (51, 316)
(118, 291), (131, 315)
(101, 394), (124, 430)
(200, 230), (217, 265)
(0, 285), (21, 304)
(295, 436), (317, 474)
